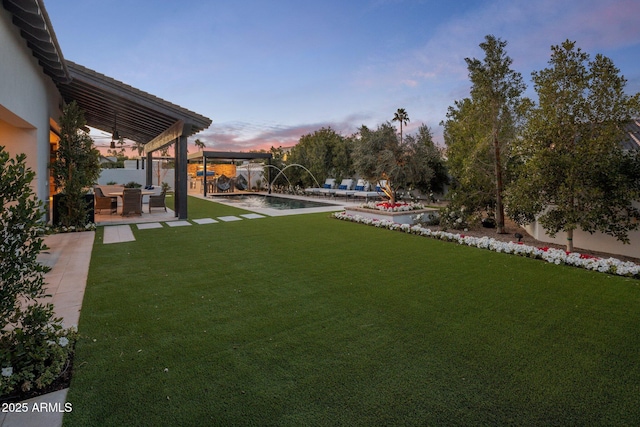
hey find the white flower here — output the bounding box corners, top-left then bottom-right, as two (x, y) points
(333, 212), (640, 279)
(2, 367), (13, 377)
(58, 337), (69, 347)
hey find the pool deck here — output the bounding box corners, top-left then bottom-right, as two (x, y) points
(195, 192), (361, 217)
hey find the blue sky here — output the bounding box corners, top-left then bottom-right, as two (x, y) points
(46, 0), (640, 151)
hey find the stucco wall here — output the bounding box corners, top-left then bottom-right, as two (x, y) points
(525, 221), (640, 259)
(0, 8), (64, 202)
(98, 167), (176, 190)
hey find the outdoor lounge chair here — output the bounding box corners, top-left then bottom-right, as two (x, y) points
(94, 186), (117, 214)
(352, 179), (385, 202)
(334, 179), (356, 197)
(121, 188), (142, 216)
(305, 178), (336, 196)
(148, 190), (167, 212)
(317, 178), (337, 196)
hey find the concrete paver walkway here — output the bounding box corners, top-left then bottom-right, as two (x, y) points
(103, 224), (135, 244)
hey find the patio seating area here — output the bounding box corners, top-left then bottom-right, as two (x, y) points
(89, 185), (173, 225)
(93, 195), (176, 226)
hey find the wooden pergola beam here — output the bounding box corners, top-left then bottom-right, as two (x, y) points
(143, 120), (184, 154)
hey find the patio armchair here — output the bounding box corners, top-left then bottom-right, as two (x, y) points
(148, 190), (167, 212)
(122, 188), (142, 216)
(94, 186), (117, 214)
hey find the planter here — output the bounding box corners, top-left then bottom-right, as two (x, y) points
(52, 193), (94, 226)
(343, 206), (438, 225)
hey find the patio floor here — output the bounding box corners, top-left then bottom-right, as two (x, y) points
(94, 205), (177, 226)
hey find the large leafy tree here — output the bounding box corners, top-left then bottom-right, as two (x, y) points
(392, 108), (410, 143)
(403, 125), (449, 195)
(442, 35), (528, 233)
(506, 40), (640, 251)
(443, 99), (496, 211)
(353, 122), (446, 203)
(267, 145), (288, 187)
(51, 101), (101, 227)
(285, 127), (353, 187)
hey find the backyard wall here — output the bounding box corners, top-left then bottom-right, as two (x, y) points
(525, 221), (640, 259)
(99, 163), (175, 190)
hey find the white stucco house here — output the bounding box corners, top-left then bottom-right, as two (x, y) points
(0, 0), (211, 220)
(0, 0), (65, 206)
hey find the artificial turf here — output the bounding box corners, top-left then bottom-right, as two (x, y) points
(63, 196), (640, 426)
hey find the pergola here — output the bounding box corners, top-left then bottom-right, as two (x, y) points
(188, 151), (273, 196)
(2, 0), (212, 219)
(58, 62), (212, 219)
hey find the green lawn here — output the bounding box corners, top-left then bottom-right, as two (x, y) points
(64, 196), (640, 426)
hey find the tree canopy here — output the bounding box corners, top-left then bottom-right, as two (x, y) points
(443, 35), (528, 232)
(285, 127), (353, 188)
(353, 122), (446, 203)
(506, 40), (640, 251)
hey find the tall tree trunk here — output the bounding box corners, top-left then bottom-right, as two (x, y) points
(566, 229), (574, 252)
(493, 134), (506, 234)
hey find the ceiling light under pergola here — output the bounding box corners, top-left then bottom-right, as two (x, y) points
(110, 113), (120, 148)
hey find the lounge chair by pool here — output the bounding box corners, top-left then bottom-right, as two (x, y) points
(306, 178), (336, 196)
(334, 179), (356, 197)
(353, 179), (385, 201)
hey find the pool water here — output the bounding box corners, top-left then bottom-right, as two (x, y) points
(214, 195), (337, 210)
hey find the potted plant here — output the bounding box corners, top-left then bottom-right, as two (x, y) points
(51, 102), (101, 227)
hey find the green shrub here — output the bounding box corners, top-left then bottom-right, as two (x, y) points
(0, 146), (77, 398)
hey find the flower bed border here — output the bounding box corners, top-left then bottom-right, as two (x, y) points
(343, 206), (438, 226)
(333, 211), (640, 279)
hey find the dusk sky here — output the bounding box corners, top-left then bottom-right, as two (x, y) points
(45, 0), (640, 152)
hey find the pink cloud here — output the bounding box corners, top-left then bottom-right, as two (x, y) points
(191, 115), (372, 152)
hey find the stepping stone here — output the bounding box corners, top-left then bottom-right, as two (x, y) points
(241, 213), (265, 219)
(103, 225), (135, 244)
(193, 218), (218, 224)
(167, 220), (192, 227)
(218, 216), (243, 222)
(137, 222), (163, 230)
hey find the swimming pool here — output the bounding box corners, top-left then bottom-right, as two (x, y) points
(213, 194), (339, 210)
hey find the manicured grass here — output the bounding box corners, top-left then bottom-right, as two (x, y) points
(64, 197), (640, 426)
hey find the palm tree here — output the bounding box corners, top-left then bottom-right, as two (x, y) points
(130, 141), (145, 156)
(392, 108), (410, 143)
(194, 139), (206, 151)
